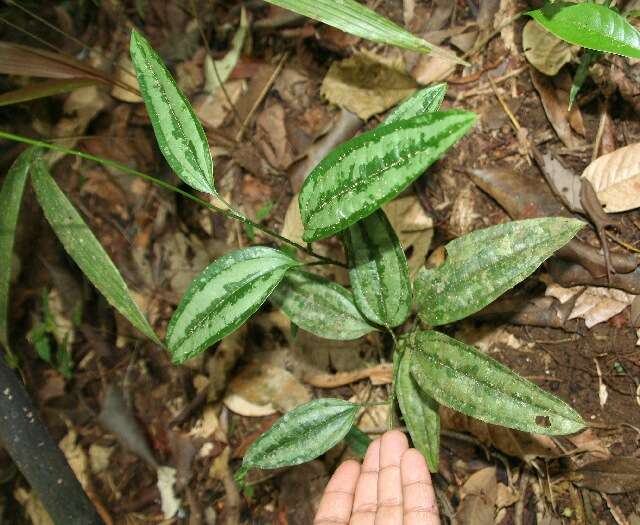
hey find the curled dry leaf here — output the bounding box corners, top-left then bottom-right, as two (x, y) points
(304, 363), (392, 388)
(523, 20), (574, 76)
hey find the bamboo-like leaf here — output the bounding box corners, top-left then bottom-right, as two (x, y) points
(415, 218), (583, 326)
(405, 331), (585, 435)
(0, 148), (36, 351)
(242, 398), (359, 470)
(130, 30), (215, 194)
(167, 247), (300, 363)
(263, 0), (462, 62)
(528, 2), (640, 58)
(344, 426), (372, 459)
(344, 209), (410, 327)
(0, 79), (103, 107)
(30, 157), (159, 344)
(270, 270), (374, 340)
(384, 83), (447, 124)
(396, 349), (440, 472)
(299, 111), (476, 242)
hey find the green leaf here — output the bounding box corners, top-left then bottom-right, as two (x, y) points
(528, 2), (640, 58)
(242, 398), (359, 470)
(300, 110), (476, 242)
(405, 331), (585, 435)
(396, 349), (440, 472)
(384, 83), (447, 124)
(0, 147), (35, 352)
(415, 218), (584, 326)
(130, 30), (215, 194)
(167, 247), (299, 363)
(569, 50), (600, 110)
(30, 157), (159, 344)
(270, 270), (374, 340)
(263, 0), (462, 62)
(344, 209), (411, 327)
(344, 426), (372, 459)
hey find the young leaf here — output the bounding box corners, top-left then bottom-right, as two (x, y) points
(0, 148), (36, 351)
(166, 247), (300, 363)
(569, 50), (600, 110)
(130, 30), (215, 194)
(415, 218), (584, 326)
(384, 83), (447, 124)
(344, 426), (372, 459)
(405, 331), (585, 435)
(528, 2), (640, 58)
(396, 349), (440, 472)
(299, 110), (476, 242)
(30, 157), (159, 344)
(344, 209), (411, 327)
(242, 398), (359, 470)
(270, 270), (374, 340)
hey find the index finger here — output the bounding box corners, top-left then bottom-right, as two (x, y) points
(314, 460), (361, 525)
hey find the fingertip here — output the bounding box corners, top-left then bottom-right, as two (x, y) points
(400, 449), (429, 484)
(379, 430), (409, 467)
(326, 459), (360, 491)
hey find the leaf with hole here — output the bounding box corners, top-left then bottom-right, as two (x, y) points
(405, 331), (585, 435)
(166, 247), (300, 363)
(242, 398), (359, 470)
(384, 83), (447, 124)
(30, 156), (159, 345)
(414, 218), (584, 326)
(528, 2), (640, 58)
(130, 30), (215, 194)
(299, 110), (476, 242)
(344, 209), (410, 327)
(270, 270), (374, 340)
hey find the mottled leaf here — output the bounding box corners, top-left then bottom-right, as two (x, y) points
(166, 247), (300, 363)
(396, 349), (440, 472)
(270, 270), (374, 340)
(30, 157), (159, 344)
(130, 30), (215, 194)
(0, 148), (35, 351)
(242, 398), (359, 470)
(300, 111), (476, 242)
(384, 83), (447, 124)
(344, 426), (372, 459)
(405, 331), (585, 435)
(344, 209), (411, 327)
(415, 218), (584, 326)
(528, 2), (640, 58)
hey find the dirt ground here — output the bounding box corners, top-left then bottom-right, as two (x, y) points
(1, 0), (640, 524)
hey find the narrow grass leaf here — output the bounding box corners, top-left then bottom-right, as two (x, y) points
(242, 398), (359, 470)
(167, 247), (300, 363)
(300, 110), (476, 242)
(405, 331), (585, 435)
(270, 270), (374, 340)
(0, 79), (103, 107)
(344, 209), (411, 327)
(384, 83), (447, 124)
(415, 218), (584, 326)
(30, 157), (159, 344)
(344, 426), (372, 459)
(528, 2), (640, 58)
(130, 30), (215, 194)
(0, 148), (36, 351)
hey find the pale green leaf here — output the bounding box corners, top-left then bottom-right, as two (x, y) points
(300, 110), (476, 242)
(344, 209), (411, 327)
(405, 331), (585, 435)
(130, 30), (215, 194)
(30, 157), (159, 344)
(167, 247), (300, 363)
(270, 270), (374, 340)
(384, 83), (447, 124)
(242, 398), (359, 470)
(415, 218), (584, 326)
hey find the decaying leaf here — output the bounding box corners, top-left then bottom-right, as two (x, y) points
(304, 363), (392, 388)
(569, 457), (640, 494)
(14, 489), (54, 525)
(523, 20), (574, 76)
(454, 467), (498, 525)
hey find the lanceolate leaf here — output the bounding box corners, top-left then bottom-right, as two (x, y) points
(396, 349), (440, 472)
(0, 148), (35, 351)
(300, 111), (476, 242)
(242, 398), (359, 470)
(344, 209), (411, 327)
(405, 331), (585, 435)
(384, 83), (447, 124)
(415, 218), (583, 326)
(166, 247), (299, 363)
(130, 30), (215, 194)
(270, 270), (374, 340)
(344, 426), (372, 459)
(30, 157), (159, 344)
(528, 2), (640, 58)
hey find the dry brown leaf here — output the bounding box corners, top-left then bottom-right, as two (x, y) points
(14, 488), (54, 525)
(412, 53), (455, 85)
(194, 79), (244, 130)
(496, 483), (519, 509)
(569, 457), (640, 494)
(454, 467), (497, 525)
(110, 54), (142, 103)
(522, 20), (574, 76)
(304, 363), (393, 388)
(256, 102), (294, 170)
(59, 428), (90, 491)
(582, 143), (640, 213)
(281, 193), (304, 245)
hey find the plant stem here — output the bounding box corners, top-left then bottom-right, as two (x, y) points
(0, 131), (345, 267)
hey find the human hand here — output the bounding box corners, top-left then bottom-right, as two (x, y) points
(314, 430), (440, 524)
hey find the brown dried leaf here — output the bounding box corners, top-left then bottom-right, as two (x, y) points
(570, 457), (640, 494)
(454, 467), (497, 525)
(304, 363), (392, 388)
(523, 20), (574, 76)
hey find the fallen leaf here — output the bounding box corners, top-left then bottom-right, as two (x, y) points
(412, 53), (455, 85)
(455, 467), (497, 525)
(569, 457), (640, 494)
(110, 54), (142, 103)
(157, 465), (181, 518)
(523, 20), (574, 76)
(279, 461), (328, 524)
(193, 79), (245, 130)
(89, 444), (114, 476)
(256, 102), (294, 170)
(304, 363), (393, 388)
(14, 488), (54, 525)
(536, 153), (584, 214)
(59, 428), (89, 490)
(281, 193), (305, 245)
(496, 483), (519, 509)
